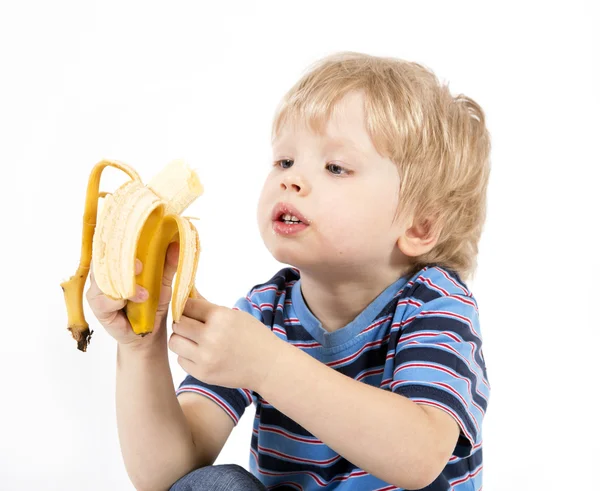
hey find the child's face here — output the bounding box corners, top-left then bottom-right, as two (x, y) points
(257, 91), (406, 276)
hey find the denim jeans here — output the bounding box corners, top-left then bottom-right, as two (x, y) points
(169, 464), (267, 491)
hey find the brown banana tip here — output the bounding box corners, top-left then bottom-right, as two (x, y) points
(68, 326), (93, 352)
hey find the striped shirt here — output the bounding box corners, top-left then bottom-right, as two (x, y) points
(176, 265), (489, 490)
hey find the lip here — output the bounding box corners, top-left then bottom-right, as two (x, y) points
(271, 202), (310, 225)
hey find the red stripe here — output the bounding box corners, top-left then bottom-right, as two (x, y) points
(259, 424), (322, 444)
(328, 338), (385, 368)
(449, 463), (483, 487)
(245, 296), (261, 311)
(291, 341), (321, 348)
(252, 286), (282, 294)
(433, 266), (470, 296)
(358, 315), (392, 335)
(356, 367), (384, 382)
(447, 293), (477, 309)
(257, 444), (342, 465)
(401, 331), (461, 343)
(397, 298), (423, 309)
(273, 326), (287, 336)
(421, 277), (451, 296)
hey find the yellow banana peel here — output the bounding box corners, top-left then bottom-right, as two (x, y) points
(60, 159), (203, 352)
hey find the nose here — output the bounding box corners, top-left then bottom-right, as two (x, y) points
(280, 173), (310, 196)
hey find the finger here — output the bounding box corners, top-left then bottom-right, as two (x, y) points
(90, 259), (142, 284)
(182, 295), (216, 323)
(87, 267), (148, 317)
(172, 318), (200, 344)
(156, 242), (180, 318)
(162, 242), (180, 288)
(169, 330), (197, 357)
(87, 291), (126, 324)
(87, 278), (147, 304)
(176, 355), (196, 376)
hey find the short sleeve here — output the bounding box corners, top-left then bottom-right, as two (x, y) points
(175, 295), (263, 425)
(391, 293), (490, 456)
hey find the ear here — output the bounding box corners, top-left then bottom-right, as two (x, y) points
(397, 217), (441, 257)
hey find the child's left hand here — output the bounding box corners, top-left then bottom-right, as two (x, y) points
(168, 293), (283, 392)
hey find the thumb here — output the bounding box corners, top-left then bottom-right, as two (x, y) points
(162, 241), (180, 288)
(156, 242), (180, 320)
(182, 292), (217, 322)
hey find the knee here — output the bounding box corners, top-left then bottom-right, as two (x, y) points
(169, 464), (260, 491)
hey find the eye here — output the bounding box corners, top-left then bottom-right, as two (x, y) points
(326, 163), (350, 176)
(275, 159), (294, 169)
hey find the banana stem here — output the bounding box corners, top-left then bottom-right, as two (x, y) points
(60, 160), (141, 352)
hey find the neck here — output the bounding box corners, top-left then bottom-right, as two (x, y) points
(296, 264), (411, 333)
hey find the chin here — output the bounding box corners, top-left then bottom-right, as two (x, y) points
(267, 243), (303, 268)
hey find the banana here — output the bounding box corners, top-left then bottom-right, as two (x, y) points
(60, 159), (204, 352)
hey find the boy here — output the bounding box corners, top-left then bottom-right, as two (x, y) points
(87, 51), (491, 490)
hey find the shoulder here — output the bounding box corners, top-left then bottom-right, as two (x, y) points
(393, 264), (483, 348)
(233, 267), (299, 318)
(246, 267), (300, 301)
(398, 264), (478, 318)
(402, 264), (474, 301)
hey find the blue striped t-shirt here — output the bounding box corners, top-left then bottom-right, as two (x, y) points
(176, 264), (489, 490)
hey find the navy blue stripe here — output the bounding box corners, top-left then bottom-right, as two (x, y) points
(262, 309), (275, 327)
(258, 405), (315, 438)
(395, 346), (488, 412)
(249, 268), (298, 291)
(281, 323), (318, 342)
(398, 278), (443, 304)
(333, 344), (389, 380)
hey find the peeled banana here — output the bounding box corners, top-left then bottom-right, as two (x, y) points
(60, 159), (204, 352)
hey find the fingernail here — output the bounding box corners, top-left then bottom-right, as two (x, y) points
(138, 287), (148, 300)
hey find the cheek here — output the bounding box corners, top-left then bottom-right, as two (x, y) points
(316, 198), (370, 250)
(320, 189), (396, 250)
(256, 179), (271, 216)
(256, 178), (277, 232)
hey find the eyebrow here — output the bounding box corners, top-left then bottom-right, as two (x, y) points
(324, 137), (368, 157)
(272, 135), (369, 158)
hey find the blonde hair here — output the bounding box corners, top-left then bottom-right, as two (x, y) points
(271, 51), (492, 282)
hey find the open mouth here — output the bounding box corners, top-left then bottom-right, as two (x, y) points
(272, 212), (309, 236)
(278, 213), (305, 225)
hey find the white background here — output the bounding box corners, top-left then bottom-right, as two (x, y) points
(0, 1), (598, 489)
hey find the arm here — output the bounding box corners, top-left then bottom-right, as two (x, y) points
(116, 339), (233, 491)
(256, 341), (459, 490)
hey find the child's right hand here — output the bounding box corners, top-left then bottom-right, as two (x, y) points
(86, 242), (180, 348)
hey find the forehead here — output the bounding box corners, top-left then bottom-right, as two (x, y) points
(273, 92), (374, 154)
